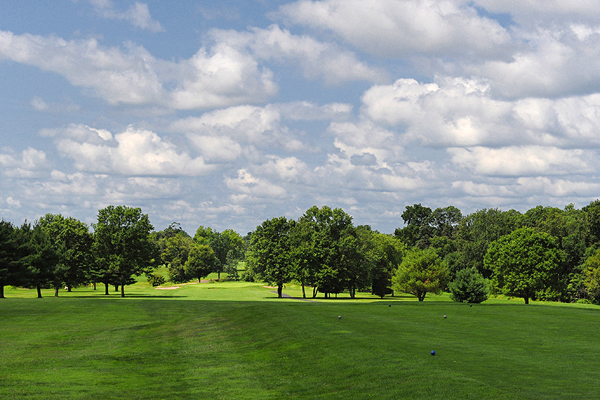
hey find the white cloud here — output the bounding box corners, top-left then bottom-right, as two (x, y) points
(0, 30), (277, 109)
(0, 147), (50, 178)
(211, 24), (386, 84)
(170, 105), (311, 153)
(225, 169), (287, 201)
(277, 0), (512, 59)
(475, 27), (600, 99)
(89, 0), (164, 32)
(256, 156), (311, 182)
(472, 0), (600, 25)
(168, 43), (277, 109)
(49, 124), (214, 176)
(0, 31), (165, 105)
(448, 146), (594, 176)
(361, 78), (600, 148)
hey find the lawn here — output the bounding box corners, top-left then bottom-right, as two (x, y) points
(1, 281), (599, 399)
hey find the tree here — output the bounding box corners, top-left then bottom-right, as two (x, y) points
(452, 208), (522, 278)
(0, 220), (21, 298)
(93, 205), (158, 297)
(21, 223), (59, 298)
(394, 204), (434, 248)
(37, 214), (92, 296)
(448, 267), (489, 303)
(194, 227), (244, 281)
(583, 248), (600, 303)
(184, 243), (217, 282)
(484, 228), (565, 304)
(162, 232), (193, 283)
(246, 217), (294, 298)
(392, 247), (448, 301)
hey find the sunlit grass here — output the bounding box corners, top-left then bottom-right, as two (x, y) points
(1, 280), (599, 399)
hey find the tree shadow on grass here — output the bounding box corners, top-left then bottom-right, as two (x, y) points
(65, 294), (188, 299)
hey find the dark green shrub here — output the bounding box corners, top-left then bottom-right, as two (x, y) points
(448, 267), (489, 303)
(146, 273), (166, 287)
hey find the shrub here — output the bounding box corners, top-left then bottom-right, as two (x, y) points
(146, 273), (166, 287)
(448, 267), (489, 303)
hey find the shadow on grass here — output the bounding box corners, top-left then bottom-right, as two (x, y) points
(64, 294), (188, 299)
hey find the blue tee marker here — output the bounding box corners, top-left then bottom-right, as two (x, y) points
(431, 350), (436, 356)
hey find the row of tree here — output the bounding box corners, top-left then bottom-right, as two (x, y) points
(0, 206), (157, 298)
(392, 202), (600, 303)
(4, 201), (600, 304)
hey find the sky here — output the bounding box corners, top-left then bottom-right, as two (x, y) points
(2, 0), (600, 235)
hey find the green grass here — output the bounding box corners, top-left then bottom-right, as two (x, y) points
(1, 282), (600, 399)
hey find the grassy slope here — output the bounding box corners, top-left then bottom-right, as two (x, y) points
(1, 282), (599, 399)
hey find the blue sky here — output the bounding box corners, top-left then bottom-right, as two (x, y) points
(2, 0), (600, 235)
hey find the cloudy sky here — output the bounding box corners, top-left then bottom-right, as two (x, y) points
(2, 0), (600, 235)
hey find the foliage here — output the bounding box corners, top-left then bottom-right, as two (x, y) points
(392, 247), (449, 301)
(21, 223), (60, 298)
(146, 272), (166, 287)
(194, 226), (245, 280)
(453, 208), (522, 278)
(583, 248), (600, 303)
(162, 231), (193, 283)
(37, 214), (92, 296)
(247, 216), (294, 298)
(93, 205), (158, 297)
(448, 267), (489, 303)
(185, 243), (218, 282)
(0, 220), (20, 298)
(485, 227), (565, 304)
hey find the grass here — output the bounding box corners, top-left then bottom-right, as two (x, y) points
(1, 281), (600, 399)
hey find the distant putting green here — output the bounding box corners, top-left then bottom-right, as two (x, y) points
(1, 281), (599, 399)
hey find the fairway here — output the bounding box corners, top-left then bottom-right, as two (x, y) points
(1, 282), (599, 399)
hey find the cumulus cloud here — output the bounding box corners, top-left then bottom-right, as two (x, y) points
(475, 27), (600, 98)
(89, 0), (164, 32)
(211, 25), (387, 84)
(0, 30), (277, 109)
(361, 77), (600, 148)
(277, 0), (512, 59)
(0, 31), (165, 105)
(45, 124), (214, 176)
(472, 0), (600, 26)
(0, 147), (50, 178)
(448, 146), (595, 176)
(225, 169), (287, 201)
(170, 105), (313, 155)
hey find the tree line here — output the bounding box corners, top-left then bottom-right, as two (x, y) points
(244, 202), (600, 304)
(4, 201), (600, 304)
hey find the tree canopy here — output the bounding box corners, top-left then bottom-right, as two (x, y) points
(93, 205), (158, 297)
(485, 228), (565, 304)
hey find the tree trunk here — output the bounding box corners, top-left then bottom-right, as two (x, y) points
(301, 282), (306, 298)
(120, 284), (125, 298)
(37, 285), (42, 298)
(312, 286), (318, 298)
(54, 286), (59, 297)
(0, 284), (4, 299)
(524, 296), (529, 305)
(104, 283), (109, 295)
(217, 271), (221, 281)
(93, 282), (97, 290)
(114, 285), (119, 292)
(67, 286), (72, 292)
(277, 285), (283, 298)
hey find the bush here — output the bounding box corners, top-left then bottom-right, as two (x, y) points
(146, 273), (166, 287)
(448, 267), (489, 303)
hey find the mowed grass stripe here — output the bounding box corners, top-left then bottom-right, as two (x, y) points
(1, 283), (600, 399)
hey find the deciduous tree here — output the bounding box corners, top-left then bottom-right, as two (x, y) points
(93, 205), (158, 297)
(484, 228), (564, 304)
